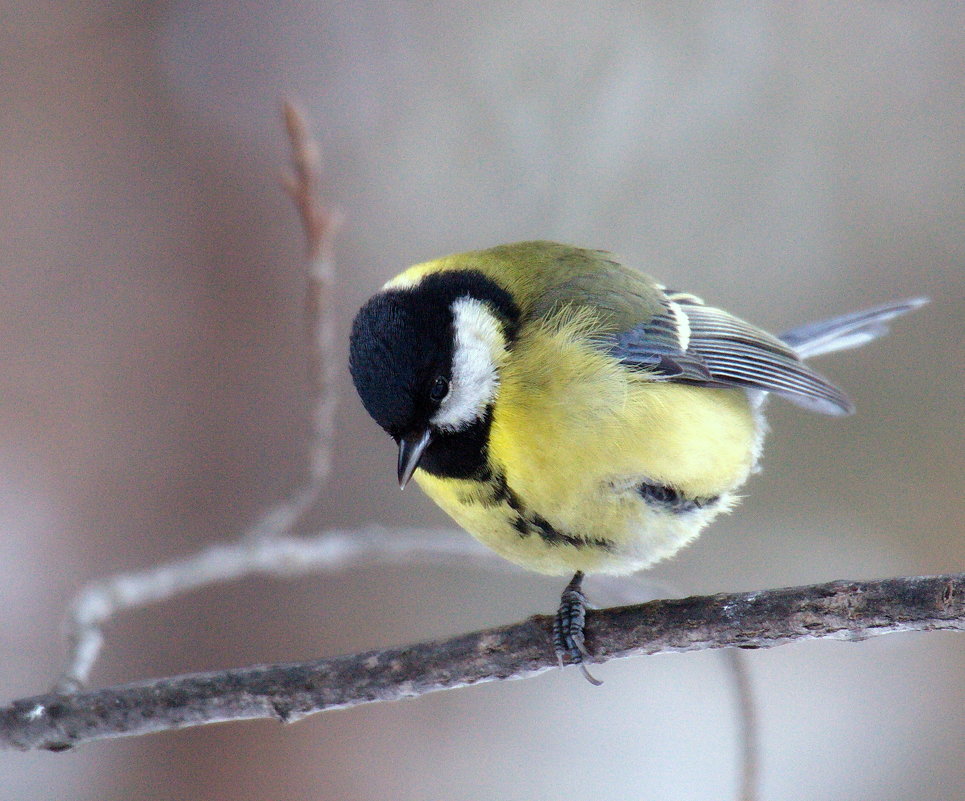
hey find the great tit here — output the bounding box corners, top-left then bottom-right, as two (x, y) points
(349, 241), (925, 681)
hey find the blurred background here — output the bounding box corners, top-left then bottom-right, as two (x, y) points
(1, 2), (962, 799)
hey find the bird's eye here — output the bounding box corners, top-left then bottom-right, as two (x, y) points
(429, 376), (450, 403)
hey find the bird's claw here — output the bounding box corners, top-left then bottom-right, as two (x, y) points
(552, 571), (602, 686)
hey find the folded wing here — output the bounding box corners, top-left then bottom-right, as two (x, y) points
(606, 290), (925, 416)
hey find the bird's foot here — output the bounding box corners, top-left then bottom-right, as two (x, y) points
(552, 571), (602, 686)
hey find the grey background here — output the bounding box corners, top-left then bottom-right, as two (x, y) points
(1, 3), (962, 799)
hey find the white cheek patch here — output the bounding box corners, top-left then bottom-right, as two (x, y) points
(431, 297), (504, 432)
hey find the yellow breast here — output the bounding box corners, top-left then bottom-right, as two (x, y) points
(415, 306), (763, 576)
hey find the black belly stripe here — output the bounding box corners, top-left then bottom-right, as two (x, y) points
(511, 512), (615, 551)
(488, 473), (516, 508)
(529, 512), (614, 551)
(638, 481), (719, 513)
(482, 472), (614, 551)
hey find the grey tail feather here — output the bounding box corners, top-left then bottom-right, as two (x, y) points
(778, 297), (928, 360)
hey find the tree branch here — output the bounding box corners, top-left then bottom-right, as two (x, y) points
(6, 573), (962, 752)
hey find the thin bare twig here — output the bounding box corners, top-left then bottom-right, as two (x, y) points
(55, 528), (508, 690)
(723, 649), (759, 801)
(281, 101), (341, 268)
(10, 574), (961, 753)
(281, 100), (343, 486)
(54, 103), (341, 692)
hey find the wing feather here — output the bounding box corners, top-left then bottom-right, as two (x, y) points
(607, 293), (854, 415)
(778, 297), (928, 359)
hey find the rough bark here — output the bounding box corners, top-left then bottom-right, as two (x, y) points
(3, 573), (961, 752)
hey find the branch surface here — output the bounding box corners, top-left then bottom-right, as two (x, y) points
(6, 573), (962, 752)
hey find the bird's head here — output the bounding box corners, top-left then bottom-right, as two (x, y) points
(349, 269), (519, 487)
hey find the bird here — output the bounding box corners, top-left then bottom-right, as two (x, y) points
(348, 240), (925, 682)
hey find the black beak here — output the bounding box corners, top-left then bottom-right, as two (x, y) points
(397, 429), (432, 489)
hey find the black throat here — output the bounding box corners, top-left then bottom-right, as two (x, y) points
(417, 408), (494, 480)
